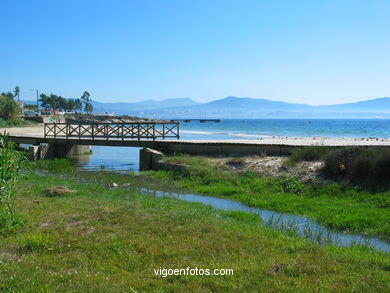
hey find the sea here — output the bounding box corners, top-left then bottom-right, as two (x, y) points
(73, 119), (390, 172)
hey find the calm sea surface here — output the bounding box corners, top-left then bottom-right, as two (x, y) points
(73, 119), (390, 172)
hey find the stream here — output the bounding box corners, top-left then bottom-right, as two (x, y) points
(64, 146), (390, 253)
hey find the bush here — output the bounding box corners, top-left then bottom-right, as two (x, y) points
(0, 95), (21, 119)
(323, 147), (390, 191)
(289, 146), (332, 164)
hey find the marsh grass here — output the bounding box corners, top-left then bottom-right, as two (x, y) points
(0, 169), (389, 292)
(154, 154), (390, 238)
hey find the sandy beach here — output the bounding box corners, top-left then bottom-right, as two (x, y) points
(2, 124), (390, 146)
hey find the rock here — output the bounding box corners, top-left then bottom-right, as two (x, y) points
(44, 186), (76, 197)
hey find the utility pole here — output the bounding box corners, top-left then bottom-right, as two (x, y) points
(31, 89), (39, 111)
(36, 89), (39, 111)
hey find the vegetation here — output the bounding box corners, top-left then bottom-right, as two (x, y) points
(0, 92), (21, 119)
(0, 133), (25, 235)
(288, 146), (390, 191)
(288, 146), (332, 164)
(39, 90), (92, 113)
(0, 117), (38, 128)
(149, 154), (390, 238)
(0, 161), (388, 291)
(81, 91), (93, 113)
(13, 86), (20, 102)
(322, 147), (390, 191)
(39, 93), (82, 112)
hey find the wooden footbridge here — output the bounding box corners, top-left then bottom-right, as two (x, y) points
(44, 122), (180, 141)
(6, 122), (390, 165)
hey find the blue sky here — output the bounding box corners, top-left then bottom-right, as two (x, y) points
(1, 0), (389, 105)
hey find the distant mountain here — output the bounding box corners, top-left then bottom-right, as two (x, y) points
(22, 96), (390, 118)
(92, 97), (199, 113)
(316, 97), (390, 113)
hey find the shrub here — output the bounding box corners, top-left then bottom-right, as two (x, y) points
(0, 95), (21, 119)
(289, 146), (332, 164)
(322, 147), (390, 191)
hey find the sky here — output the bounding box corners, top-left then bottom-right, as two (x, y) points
(1, 0), (389, 105)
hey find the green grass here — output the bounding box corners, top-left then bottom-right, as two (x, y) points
(0, 117), (38, 128)
(0, 169), (389, 292)
(288, 146), (390, 190)
(148, 154), (390, 239)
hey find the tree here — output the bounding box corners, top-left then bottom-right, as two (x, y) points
(80, 91), (90, 104)
(0, 94), (21, 119)
(13, 86), (20, 102)
(1, 92), (14, 99)
(84, 103), (93, 113)
(74, 98), (82, 112)
(39, 94), (50, 109)
(67, 99), (76, 111)
(81, 91), (93, 113)
(58, 96), (68, 111)
(49, 94), (59, 110)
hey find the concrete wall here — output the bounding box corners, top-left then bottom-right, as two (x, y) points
(155, 143), (297, 156)
(29, 143), (92, 160)
(139, 148), (163, 171)
(139, 147), (189, 172)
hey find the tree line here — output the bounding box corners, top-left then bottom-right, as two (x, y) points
(0, 87), (94, 119)
(39, 91), (93, 113)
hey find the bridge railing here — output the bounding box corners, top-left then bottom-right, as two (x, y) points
(44, 122), (180, 140)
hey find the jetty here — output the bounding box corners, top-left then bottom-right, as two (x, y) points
(180, 119), (221, 123)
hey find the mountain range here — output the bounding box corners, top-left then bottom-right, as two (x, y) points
(92, 96), (390, 118)
(24, 96), (390, 118)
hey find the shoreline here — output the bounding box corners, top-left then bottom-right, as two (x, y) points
(2, 125), (390, 147)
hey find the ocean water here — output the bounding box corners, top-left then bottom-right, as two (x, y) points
(179, 119), (390, 140)
(72, 119), (389, 172)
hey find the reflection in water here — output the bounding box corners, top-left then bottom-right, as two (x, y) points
(137, 188), (390, 253)
(68, 145), (389, 252)
(70, 146), (141, 173)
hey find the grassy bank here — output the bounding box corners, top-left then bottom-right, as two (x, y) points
(0, 163), (389, 291)
(0, 117), (38, 128)
(288, 146), (390, 191)
(148, 154), (390, 239)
